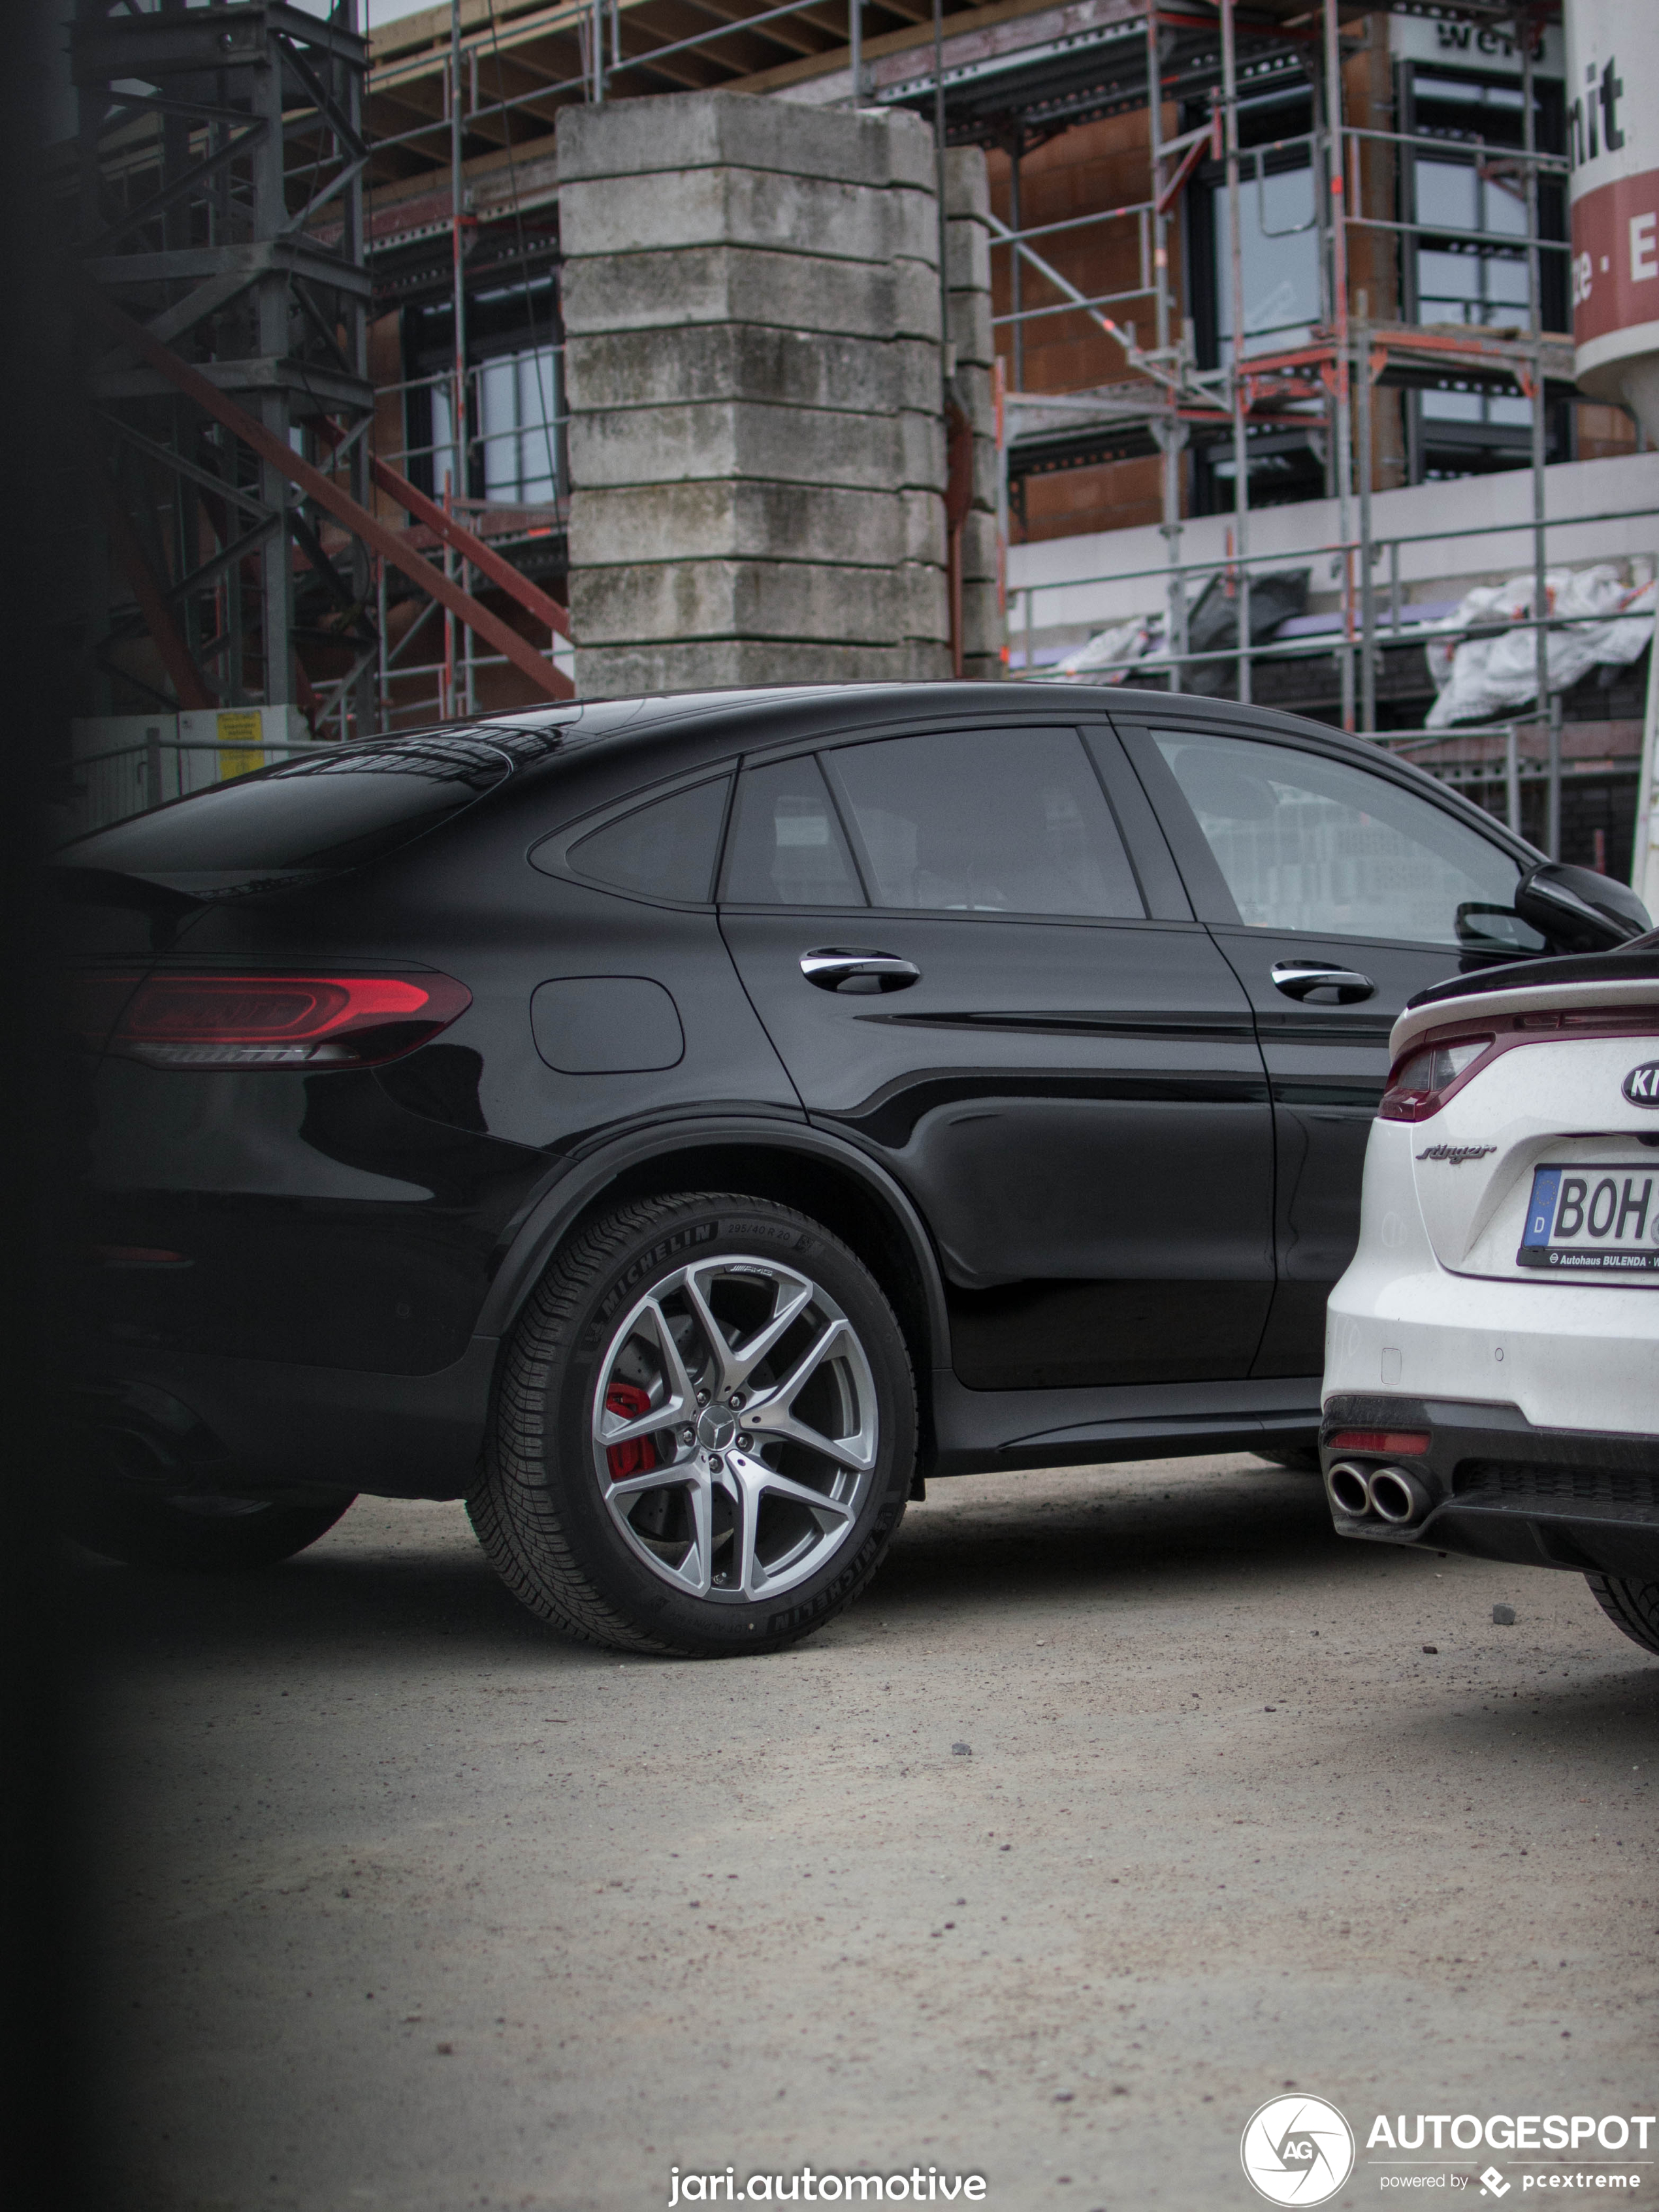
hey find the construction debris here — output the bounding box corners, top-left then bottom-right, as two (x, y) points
(1425, 567), (1656, 729)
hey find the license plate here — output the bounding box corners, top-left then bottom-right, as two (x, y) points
(1518, 1164), (1659, 1273)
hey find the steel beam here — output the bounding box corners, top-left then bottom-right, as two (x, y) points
(91, 298), (573, 702)
(95, 473), (217, 713)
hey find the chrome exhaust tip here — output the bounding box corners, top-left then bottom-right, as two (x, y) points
(1327, 1461), (1374, 1518)
(1368, 1464), (1431, 1526)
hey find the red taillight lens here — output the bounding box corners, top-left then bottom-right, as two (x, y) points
(1379, 1033), (1495, 1121)
(99, 972), (471, 1070)
(1327, 1428), (1431, 1456)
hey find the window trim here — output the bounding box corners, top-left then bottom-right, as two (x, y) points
(1078, 723), (1193, 922)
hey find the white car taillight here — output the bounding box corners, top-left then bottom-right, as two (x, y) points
(1379, 1034), (1495, 1123)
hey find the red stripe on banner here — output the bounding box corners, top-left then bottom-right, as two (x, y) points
(1571, 168), (1659, 349)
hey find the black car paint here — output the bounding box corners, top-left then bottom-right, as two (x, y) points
(65, 683), (1549, 1501)
(722, 901), (1277, 1391)
(1118, 716), (1528, 1378)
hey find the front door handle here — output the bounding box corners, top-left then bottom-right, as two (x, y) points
(1270, 960), (1376, 1004)
(800, 949), (922, 995)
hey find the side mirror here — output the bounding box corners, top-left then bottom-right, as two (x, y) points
(1455, 901), (1544, 954)
(1514, 861), (1652, 954)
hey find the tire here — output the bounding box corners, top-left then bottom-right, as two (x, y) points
(62, 1481), (354, 1572)
(470, 1191), (916, 1657)
(1585, 1573), (1659, 1658)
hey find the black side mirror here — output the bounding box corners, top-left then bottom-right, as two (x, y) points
(1515, 861), (1652, 954)
(1455, 900), (1544, 954)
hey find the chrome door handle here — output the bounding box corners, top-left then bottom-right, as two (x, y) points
(799, 949), (922, 994)
(1270, 960), (1376, 1004)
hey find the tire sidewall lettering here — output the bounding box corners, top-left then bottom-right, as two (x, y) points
(594, 1221), (718, 1325)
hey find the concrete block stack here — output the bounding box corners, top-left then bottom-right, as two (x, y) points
(943, 146), (1003, 684)
(558, 90), (954, 696)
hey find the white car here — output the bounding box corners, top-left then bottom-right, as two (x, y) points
(1322, 939), (1659, 1657)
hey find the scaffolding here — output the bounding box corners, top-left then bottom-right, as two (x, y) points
(357, 0), (1645, 792)
(71, 0), (573, 761)
(69, 0), (1659, 856)
(971, 0), (1654, 865)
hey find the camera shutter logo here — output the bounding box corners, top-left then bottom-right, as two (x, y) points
(1240, 2095), (1356, 2205)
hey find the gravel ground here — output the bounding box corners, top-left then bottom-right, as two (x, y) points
(80, 1452), (1659, 2212)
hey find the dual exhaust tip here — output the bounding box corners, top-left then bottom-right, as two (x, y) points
(1327, 1460), (1431, 1527)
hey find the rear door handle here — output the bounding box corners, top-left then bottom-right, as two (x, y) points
(1270, 960), (1376, 1004)
(800, 949), (922, 994)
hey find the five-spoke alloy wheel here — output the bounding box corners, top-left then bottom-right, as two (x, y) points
(471, 1193), (916, 1655)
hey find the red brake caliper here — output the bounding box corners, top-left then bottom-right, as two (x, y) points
(604, 1381), (658, 1481)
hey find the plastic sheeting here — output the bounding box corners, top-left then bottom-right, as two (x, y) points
(1054, 568), (1310, 689)
(1182, 569), (1310, 696)
(1423, 564), (1656, 729)
(1055, 613), (1162, 682)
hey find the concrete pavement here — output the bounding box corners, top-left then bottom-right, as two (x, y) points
(80, 1452), (1659, 2211)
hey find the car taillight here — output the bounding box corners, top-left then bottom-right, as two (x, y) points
(1326, 1428), (1430, 1456)
(99, 972), (472, 1070)
(1379, 1033), (1495, 1121)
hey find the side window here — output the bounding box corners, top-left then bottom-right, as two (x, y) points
(564, 776), (731, 904)
(1153, 732), (1545, 952)
(824, 728), (1144, 918)
(722, 755), (865, 906)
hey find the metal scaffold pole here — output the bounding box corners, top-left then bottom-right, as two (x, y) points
(1522, 18), (1558, 858)
(1323, 0), (1355, 734)
(449, 0), (470, 716)
(1357, 289), (1376, 734)
(1008, 130), (1023, 392)
(1145, 1), (1186, 694)
(253, 16), (293, 711)
(1219, 0), (1249, 703)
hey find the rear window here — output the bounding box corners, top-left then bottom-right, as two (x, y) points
(60, 729), (561, 896)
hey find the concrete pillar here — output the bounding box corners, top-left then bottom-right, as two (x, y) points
(944, 146), (1003, 682)
(559, 91), (952, 696)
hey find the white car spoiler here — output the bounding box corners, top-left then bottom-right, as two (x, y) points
(1390, 973), (1659, 1068)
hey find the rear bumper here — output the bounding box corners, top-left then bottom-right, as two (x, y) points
(73, 1338), (498, 1502)
(1321, 1390), (1659, 1580)
(1326, 1259), (1659, 1436)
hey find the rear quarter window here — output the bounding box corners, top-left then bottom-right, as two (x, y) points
(561, 777), (732, 904)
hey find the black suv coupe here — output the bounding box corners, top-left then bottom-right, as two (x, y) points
(60, 683), (1647, 1654)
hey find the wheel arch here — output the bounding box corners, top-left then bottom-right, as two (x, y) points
(477, 1121), (950, 1458)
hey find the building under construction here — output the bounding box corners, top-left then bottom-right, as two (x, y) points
(63, 0), (1659, 876)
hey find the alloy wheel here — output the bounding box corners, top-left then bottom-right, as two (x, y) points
(590, 1253), (878, 1604)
